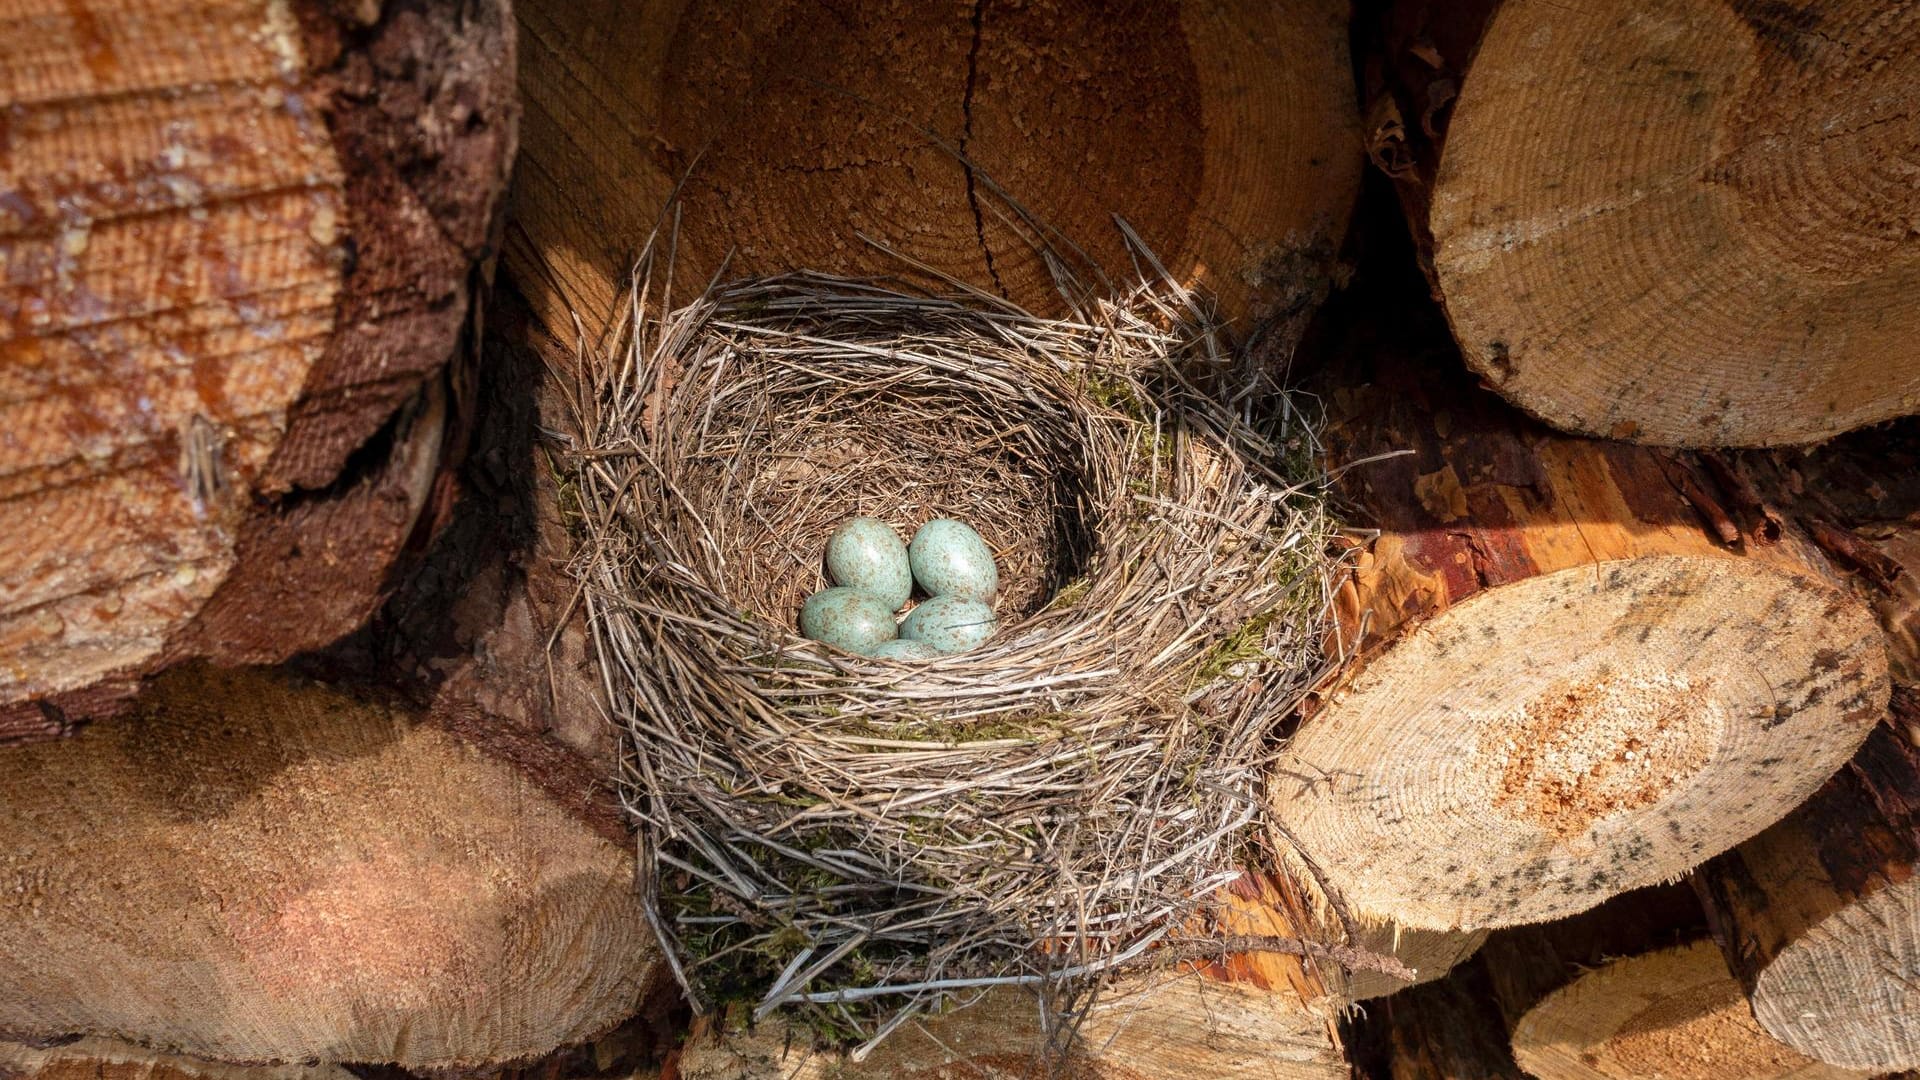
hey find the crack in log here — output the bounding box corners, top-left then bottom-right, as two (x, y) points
(958, 0), (1005, 298)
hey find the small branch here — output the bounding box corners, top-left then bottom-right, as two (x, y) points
(1158, 933), (1417, 981)
(1658, 453), (1740, 546)
(1807, 518), (1905, 590)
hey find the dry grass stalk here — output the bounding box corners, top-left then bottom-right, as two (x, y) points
(564, 237), (1340, 1056)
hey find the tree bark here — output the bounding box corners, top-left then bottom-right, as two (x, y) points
(1271, 343), (1890, 932)
(0, 665), (657, 1069)
(509, 0), (1361, 337)
(1345, 957), (1527, 1080)
(1204, 870), (1483, 1004)
(1363, 0), (1920, 448)
(0, 0), (516, 735)
(1334, 920), (1486, 1004)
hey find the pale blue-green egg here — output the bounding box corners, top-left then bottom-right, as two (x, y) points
(826, 517), (912, 610)
(871, 638), (942, 661)
(898, 595), (997, 654)
(799, 587), (897, 655)
(908, 519), (998, 601)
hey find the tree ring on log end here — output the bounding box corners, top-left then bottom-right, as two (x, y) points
(512, 0), (1360, 335)
(1272, 555), (1888, 930)
(1511, 939), (1861, 1080)
(0, 0), (345, 706)
(1429, 0), (1920, 447)
(0, 665), (657, 1067)
(1751, 875), (1920, 1071)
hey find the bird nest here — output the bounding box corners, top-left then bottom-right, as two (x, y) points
(564, 252), (1338, 1055)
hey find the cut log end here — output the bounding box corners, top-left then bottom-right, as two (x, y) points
(676, 976), (1346, 1080)
(0, 665), (656, 1068)
(1276, 555), (1888, 930)
(1428, 0), (1920, 447)
(511, 0), (1361, 336)
(1697, 719), (1920, 1072)
(0, 0), (346, 704)
(1510, 939), (1864, 1080)
(1339, 920), (1488, 1002)
(1749, 875), (1920, 1072)
(0, 0), (513, 721)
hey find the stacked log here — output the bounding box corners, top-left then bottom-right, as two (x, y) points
(0, 0), (516, 736)
(0, 665), (657, 1068)
(509, 0), (1363, 335)
(1694, 719), (1920, 1073)
(1272, 286), (1890, 935)
(1481, 888), (1862, 1080)
(1295, 161), (1920, 1070)
(1365, 0), (1920, 448)
(10, 0), (1920, 1075)
(1685, 428), (1920, 1072)
(1350, 885), (1864, 1079)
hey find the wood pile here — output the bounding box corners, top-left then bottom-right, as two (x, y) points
(3, 0), (1917, 1077)
(1353, 885), (1871, 1079)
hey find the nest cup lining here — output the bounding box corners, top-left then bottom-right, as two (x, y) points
(568, 257), (1336, 1054)
(688, 354), (1101, 627)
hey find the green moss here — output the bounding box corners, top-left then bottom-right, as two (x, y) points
(1081, 371), (1151, 420)
(545, 447), (586, 533)
(1189, 610), (1280, 688)
(1044, 577), (1092, 612)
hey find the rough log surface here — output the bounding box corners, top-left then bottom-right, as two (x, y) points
(1365, 0), (1920, 448)
(320, 285), (622, 837)
(1470, 885), (1856, 1079)
(1273, 344), (1888, 930)
(510, 0), (1361, 338)
(0, 1039), (353, 1080)
(0, 0), (516, 731)
(1675, 416), (1920, 1070)
(1345, 958), (1526, 1080)
(1508, 939), (1862, 1080)
(1200, 870), (1481, 1004)
(1696, 717), (1920, 1072)
(675, 977), (1344, 1080)
(1478, 883), (1710, 1031)
(0, 665), (655, 1068)
(1334, 919), (1486, 1004)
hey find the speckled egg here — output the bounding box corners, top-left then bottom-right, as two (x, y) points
(826, 517), (912, 610)
(908, 519), (998, 601)
(871, 638), (943, 661)
(799, 588), (898, 655)
(898, 595), (997, 654)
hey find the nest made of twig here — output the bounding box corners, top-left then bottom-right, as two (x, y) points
(563, 244), (1338, 1056)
